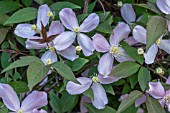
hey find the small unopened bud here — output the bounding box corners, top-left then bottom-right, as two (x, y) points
(155, 67), (164, 76)
(31, 24), (37, 30)
(45, 59), (52, 65)
(137, 48), (144, 55)
(92, 76), (99, 83)
(47, 11), (55, 19)
(117, 1), (123, 7)
(76, 46), (82, 52)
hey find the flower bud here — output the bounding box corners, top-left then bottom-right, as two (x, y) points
(76, 46), (82, 52)
(137, 48), (144, 55)
(155, 67), (164, 76)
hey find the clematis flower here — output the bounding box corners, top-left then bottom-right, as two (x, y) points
(147, 80), (170, 111)
(92, 22), (133, 76)
(53, 8), (99, 56)
(132, 25), (170, 64)
(0, 83), (47, 113)
(66, 74), (120, 109)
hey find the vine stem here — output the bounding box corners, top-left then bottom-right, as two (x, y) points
(83, 0), (90, 14)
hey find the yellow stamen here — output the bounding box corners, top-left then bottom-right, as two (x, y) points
(117, 1), (123, 7)
(47, 11), (55, 19)
(17, 109), (22, 113)
(45, 59), (52, 65)
(76, 46), (82, 52)
(137, 48), (144, 55)
(156, 38), (161, 44)
(110, 46), (119, 54)
(164, 94), (170, 104)
(74, 27), (80, 33)
(155, 67), (164, 76)
(92, 76), (99, 83)
(49, 46), (55, 52)
(31, 24), (37, 30)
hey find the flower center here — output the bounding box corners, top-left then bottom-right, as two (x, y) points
(74, 27), (80, 33)
(164, 94), (170, 105)
(76, 46), (82, 52)
(49, 46), (55, 52)
(110, 46), (119, 54)
(92, 76), (99, 83)
(45, 59), (52, 65)
(156, 38), (161, 44)
(155, 67), (164, 75)
(137, 48), (144, 55)
(31, 24), (40, 33)
(117, 1), (123, 7)
(17, 109), (23, 113)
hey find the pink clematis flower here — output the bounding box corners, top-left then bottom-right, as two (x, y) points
(147, 78), (170, 111)
(0, 83), (47, 113)
(53, 8), (99, 56)
(92, 22), (133, 76)
(66, 73), (120, 109)
(132, 25), (170, 64)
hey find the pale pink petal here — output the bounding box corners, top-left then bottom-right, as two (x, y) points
(41, 50), (58, 65)
(58, 45), (78, 61)
(110, 22), (131, 45)
(32, 109), (47, 113)
(80, 13), (99, 32)
(0, 83), (20, 111)
(77, 33), (94, 56)
(81, 68), (90, 77)
(119, 94), (129, 102)
(158, 39), (170, 54)
(21, 91), (48, 112)
(124, 36), (138, 46)
(59, 8), (79, 31)
(158, 99), (165, 108)
(37, 4), (50, 29)
(98, 53), (114, 76)
(91, 83), (108, 109)
(98, 74), (120, 84)
(47, 21), (65, 36)
(146, 82), (165, 99)
(121, 3), (136, 23)
(115, 47), (133, 62)
(144, 44), (158, 64)
(53, 31), (76, 51)
(133, 25), (147, 44)
(137, 108), (144, 113)
(14, 24), (36, 38)
(66, 77), (92, 95)
(168, 21), (170, 32)
(156, 0), (170, 14)
(92, 33), (110, 53)
(80, 96), (91, 113)
(135, 94), (146, 107)
(166, 76), (170, 85)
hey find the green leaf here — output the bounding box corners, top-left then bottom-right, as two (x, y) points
(103, 84), (115, 95)
(0, 28), (8, 44)
(0, 14), (9, 25)
(121, 41), (144, 64)
(109, 61), (140, 78)
(88, 0), (97, 13)
(129, 73), (138, 89)
(71, 58), (89, 71)
(0, 107), (8, 113)
(21, 0), (32, 6)
(27, 61), (50, 90)
(116, 90), (142, 113)
(49, 92), (62, 113)
(61, 92), (78, 112)
(51, 62), (78, 83)
(9, 81), (29, 94)
(2, 56), (42, 73)
(83, 88), (94, 100)
(96, 23), (113, 34)
(0, 1), (22, 14)
(50, 2), (81, 19)
(84, 103), (116, 113)
(1, 52), (12, 69)
(146, 16), (166, 51)
(4, 7), (38, 25)
(34, 0), (45, 5)
(138, 67), (151, 91)
(146, 96), (165, 113)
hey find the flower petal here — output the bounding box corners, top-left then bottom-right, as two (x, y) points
(135, 94), (146, 107)
(137, 108), (144, 113)
(0, 83), (20, 111)
(133, 25), (147, 44)
(156, 0), (170, 14)
(98, 74), (120, 84)
(92, 33), (110, 53)
(119, 94), (129, 102)
(110, 22), (131, 45)
(91, 83), (108, 109)
(26, 36), (47, 49)
(144, 44), (158, 64)
(146, 81), (165, 99)
(53, 31), (76, 51)
(158, 39), (170, 54)
(124, 36), (138, 46)
(66, 77), (92, 95)
(32, 109), (47, 113)
(14, 24), (36, 38)
(98, 53), (114, 76)
(80, 96), (91, 113)
(115, 47), (133, 62)
(80, 13), (99, 32)
(166, 76), (170, 85)
(158, 99), (165, 108)
(59, 8), (79, 31)
(77, 33), (94, 56)
(37, 4), (50, 29)
(21, 91), (48, 112)
(58, 45), (78, 61)
(41, 50), (58, 65)
(121, 3), (136, 23)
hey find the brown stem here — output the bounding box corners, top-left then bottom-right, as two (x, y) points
(83, 0), (90, 14)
